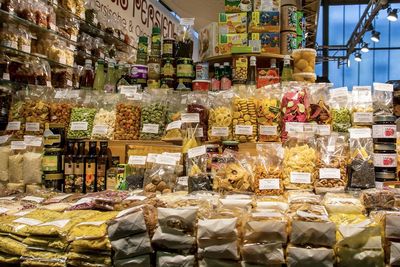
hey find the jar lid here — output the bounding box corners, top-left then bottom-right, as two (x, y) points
(222, 141), (239, 146)
(139, 36), (148, 43)
(45, 148), (63, 152)
(374, 143), (397, 151)
(192, 80), (211, 83)
(374, 114), (397, 123)
(163, 37), (175, 41)
(375, 171), (397, 180)
(152, 27), (161, 35)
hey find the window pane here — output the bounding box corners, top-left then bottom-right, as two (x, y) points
(389, 49), (400, 80)
(374, 50), (389, 82)
(329, 6), (344, 46)
(328, 51), (344, 87)
(359, 50), (374, 85)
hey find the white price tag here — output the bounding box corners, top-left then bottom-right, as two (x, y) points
(119, 86), (137, 96)
(373, 82), (393, 92)
(166, 120), (182, 131)
(211, 127), (229, 137)
(125, 195), (147, 201)
(71, 122), (88, 131)
(46, 81), (52, 87)
(349, 128), (372, 138)
(0, 207), (9, 214)
(6, 121), (21, 131)
(74, 197), (93, 205)
(0, 135), (10, 144)
(25, 122), (40, 132)
(24, 135), (42, 147)
(319, 168), (341, 179)
(162, 152), (181, 161)
(352, 86), (372, 102)
(59, 57), (66, 65)
(188, 145), (206, 159)
(142, 124), (159, 134)
(92, 125), (108, 135)
(22, 196), (45, 203)
(127, 93), (143, 101)
(68, 91), (80, 99)
(286, 122), (304, 133)
(21, 45), (30, 53)
(77, 221), (105, 226)
(11, 141), (26, 150)
(39, 219), (70, 228)
(374, 153), (397, 168)
(353, 112), (373, 123)
(290, 172), (311, 184)
(372, 125), (396, 138)
(156, 155), (178, 166)
(259, 178), (280, 190)
(71, 35), (78, 42)
(2, 73), (10, 80)
(177, 176), (188, 186)
(181, 113), (200, 123)
(195, 128), (204, 137)
(55, 90), (67, 99)
(49, 23), (56, 31)
(67, 80), (73, 87)
(330, 87), (348, 98)
(317, 125), (331, 136)
(235, 125), (253, 135)
(128, 155), (147, 165)
(13, 217), (42, 226)
(146, 153), (159, 163)
(259, 125), (278, 136)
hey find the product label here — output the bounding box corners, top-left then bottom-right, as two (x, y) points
(374, 153), (397, 168)
(155, 155), (177, 166)
(259, 178), (280, 190)
(235, 125), (253, 135)
(290, 172), (311, 184)
(142, 124), (159, 134)
(166, 120), (182, 131)
(285, 122), (304, 133)
(6, 121), (21, 131)
(39, 219), (70, 228)
(353, 86), (372, 102)
(259, 125), (278, 136)
(177, 64), (193, 77)
(181, 113), (200, 123)
(71, 122), (88, 131)
(163, 43), (173, 55)
(221, 77), (232, 90)
(162, 63), (175, 77)
(92, 125), (109, 135)
(353, 112), (373, 123)
(211, 78), (221, 91)
(13, 217), (42, 226)
(0, 135), (10, 144)
(74, 161), (84, 175)
(85, 161), (96, 192)
(42, 155), (59, 172)
(319, 168), (341, 179)
(317, 125), (331, 136)
(329, 87), (348, 98)
(349, 128), (372, 138)
(21, 45), (30, 53)
(2, 73), (10, 80)
(211, 127), (229, 137)
(195, 128), (204, 137)
(177, 176), (188, 186)
(11, 141), (26, 150)
(25, 122), (40, 132)
(128, 156), (147, 165)
(146, 153), (159, 163)
(162, 152), (181, 161)
(119, 86), (138, 96)
(373, 82), (393, 92)
(188, 145), (207, 159)
(24, 135), (42, 147)
(59, 57), (66, 65)
(0, 207), (9, 214)
(64, 161), (74, 175)
(372, 125), (396, 138)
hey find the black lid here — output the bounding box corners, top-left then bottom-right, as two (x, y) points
(374, 115), (397, 123)
(374, 143), (397, 151)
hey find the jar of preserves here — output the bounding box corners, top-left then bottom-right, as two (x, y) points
(161, 57), (175, 79)
(374, 143), (397, 175)
(162, 38), (175, 58)
(148, 55), (161, 80)
(176, 58), (193, 90)
(373, 115), (397, 144)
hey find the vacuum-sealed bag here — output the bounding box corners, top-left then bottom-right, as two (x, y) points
(287, 246), (334, 267)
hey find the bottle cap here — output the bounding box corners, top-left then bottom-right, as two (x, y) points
(152, 27), (161, 35)
(85, 59), (92, 65)
(224, 62), (230, 66)
(139, 36), (148, 44)
(214, 63), (220, 67)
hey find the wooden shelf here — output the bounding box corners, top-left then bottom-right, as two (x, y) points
(205, 53), (287, 64)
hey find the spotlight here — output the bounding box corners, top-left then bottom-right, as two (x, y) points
(387, 8), (398, 22)
(355, 52), (362, 62)
(371, 30), (380, 42)
(361, 42), (369, 53)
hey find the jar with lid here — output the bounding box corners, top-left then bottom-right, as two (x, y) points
(148, 55), (161, 80)
(374, 143), (397, 175)
(151, 27), (161, 56)
(43, 123), (65, 148)
(79, 59), (94, 89)
(162, 38), (175, 58)
(222, 141), (239, 152)
(176, 58), (194, 90)
(373, 115), (397, 143)
(161, 57), (175, 79)
(137, 36), (148, 65)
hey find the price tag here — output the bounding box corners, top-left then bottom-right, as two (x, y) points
(374, 153), (397, 168)
(127, 93), (143, 101)
(55, 90), (67, 99)
(24, 136), (42, 147)
(177, 176), (188, 186)
(13, 217), (42, 226)
(166, 120), (182, 131)
(0, 135), (10, 144)
(155, 155), (177, 166)
(235, 125), (253, 135)
(25, 122), (40, 132)
(46, 81), (52, 87)
(373, 82), (393, 92)
(68, 91), (80, 99)
(128, 155), (147, 165)
(211, 127), (229, 137)
(21, 45), (30, 53)
(11, 141), (26, 150)
(162, 152), (181, 161)
(290, 172), (311, 184)
(119, 86), (137, 96)
(352, 86), (372, 102)
(142, 124), (159, 134)
(259, 178), (280, 190)
(286, 122), (304, 133)
(67, 80), (73, 87)
(195, 128), (204, 137)
(353, 112), (373, 123)
(49, 23), (56, 31)
(181, 113), (200, 123)
(71, 122), (88, 131)
(372, 125), (396, 138)
(349, 128), (372, 138)
(259, 125), (278, 136)
(10, 41), (17, 49)
(59, 57), (66, 65)
(92, 125), (108, 135)
(317, 125), (331, 136)
(71, 35), (78, 42)
(2, 73), (10, 80)
(6, 121), (21, 131)
(188, 145), (206, 159)
(146, 153), (159, 163)
(22, 196), (45, 203)
(330, 87), (348, 98)
(39, 219), (70, 228)
(319, 168), (341, 179)
(0, 207), (9, 214)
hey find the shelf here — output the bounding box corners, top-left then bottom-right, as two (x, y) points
(205, 53), (286, 64)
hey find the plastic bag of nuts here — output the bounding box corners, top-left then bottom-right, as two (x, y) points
(254, 143), (284, 195)
(6, 90), (26, 139)
(351, 86), (373, 126)
(232, 88), (257, 143)
(208, 91), (233, 142)
(91, 94), (117, 140)
(256, 85), (281, 142)
(315, 133), (349, 194)
(49, 89), (74, 129)
(24, 87), (50, 136)
(186, 92), (209, 142)
(163, 92), (186, 141)
(140, 89), (168, 140)
(114, 94), (141, 140)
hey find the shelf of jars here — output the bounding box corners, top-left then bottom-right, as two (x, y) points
(205, 53), (287, 64)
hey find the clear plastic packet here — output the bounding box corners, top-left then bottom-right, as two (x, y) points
(140, 89), (168, 140)
(163, 92), (186, 141)
(143, 155), (179, 194)
(232, 88), (257, 143)
(67, 92), (98, 139)
(315, 133), (349, 194)
(23, 87), (50, 136)
(49, 89), (74, 129)
(208, 91), (233, 142)
(253, 143), (284, 195)
(0, 135), (11, 183)
(254, 195), (289, 212)
(256, 85), (281, 142)
(329, 87), (351, 133)
(91, 94), (117, 140)
(287, 190), (321, 205)
(186, 92), (209, 142)
(287, 246), (335, 267)
(156, 252), (195, 267)
(22, 137), (43, 185)
(283, 132), (317, 190)
(8, 140), (26, 184)
(114, 94), (141, 140)
(166, 193), (215, 220)
(336, 247), (384, 267)
(348, 128), (375, 189)
(373, 82), (394, 116)
(186, 145), (211, 193)
(323, 193), (365, 215)
(360, 189), (395, 210)
(307, 83), (332, 125)
(213, 149), (253, 193)
(6, 90), (26, 139)
(351, 86), (373, 126)
(241, 242), (285, 266)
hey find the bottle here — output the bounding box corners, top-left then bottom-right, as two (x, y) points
(247, 56), (257, 86)
(85, 141), (97, 193)
(281, 55), (293, 82)
(93, 59), (105, 91)
(96, 141), (109, 192)
(104, 60), (117, 93)
(151, 27), (161, 56)
(221, 62), (232, 90)
(64, 141), (75, 193)
(211, 63), (221, 91)
(74, 141), (86, 193)
(79, 59), (94, 90)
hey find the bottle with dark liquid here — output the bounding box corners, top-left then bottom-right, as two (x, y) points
(79, 59), (94, 90)
(247, 56), (256, 86)
(74, 141), (85, 193)
(64, 141), (75, 193)
(85, 141), (97, 193)
(96, 141), (109, 191)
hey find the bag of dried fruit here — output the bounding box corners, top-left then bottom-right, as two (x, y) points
(208, 90), (233, 142)
(49, 88), (74, 129)
(6, 90), (26, 139)
(184, 91), (209, 143)
(348, 128), (375, 189)
(256, 84), (281, 142)
(186, 145), (212, 193)
(114, 93), (141, 140)
(232, 87), (257, 143)
(253, 143), (284, 195)
(351, 86), (373, 127)
(315, 133), (349, 194)
(163, 91), (186, 142)
(283, 132), (317, 190)
(307, 83), (332, 135)
(140, 89), (169, 140)
(23, 86), (50, 136)
(329, 87), (351, 133)
(280, 83), (310, 142)
(91, 93), (117, 140)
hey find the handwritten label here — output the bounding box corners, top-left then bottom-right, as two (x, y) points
(6, 121), (21, 131)
(166, 120), (182, 131)
(142, 124), (159, 134)
(156, 155), (177, 166)
(235, 125), (253, 135)
(259, 179), (280, 190)
(25, 122), (40, 132)
(319, 168), (341, 179)
(181, 113), (200, 123)
(71, 122), (88, 131)
(290, 172), (311, 184)
(259, 125), (278, 136)
(188, 145), (206, 158)
(146, 153), (159, 163)
(92, 125), (108, 135)
(177, 176), (188, 186)
(211, 127), (229, 137)
(128, 155), (147, 165)
(11, 141), (26, 150)
(353, 112), (373, 123)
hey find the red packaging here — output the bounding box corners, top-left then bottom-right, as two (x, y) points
(257, 68), (280, 88)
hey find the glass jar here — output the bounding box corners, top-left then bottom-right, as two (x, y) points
(148, 55), (161, 80)
(176, 58), (193, 90)
(43, 173), (64, 191)
(42, 148), (63, 173)
(373, 115), (397, 144)
(161, 57), (175, 79)
(43, 123), (65, 148)
(375, 171), (397, 182)
(222, 141), (239, 152)
(162, 38), (175, 58)
(374, 143), (397, 175)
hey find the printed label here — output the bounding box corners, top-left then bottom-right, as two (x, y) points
(290, 172), (311, 184)
(349, 128), (372, 138)
(317, 125), (331, 136)
(372, 125), (396, 138)
(374, 153), (397, 168)
(71, 122), (88, 131)
(22, 196), (45, 203)
(0, 207), (9, 214)
(181, 113), (200, 123)
(319, 168), (341, 179)
(142, 124), (159, 134)
(211, 127), (229, 137)
(353, 112), (373, 123)
(259, 178), (280, 190)
(25, 122), (40, 132)
(156, 155), (177, 166)
(373, 82), (393, 92)
(6, 121), (21, 131)
(11, 141), (26, 150)
(177, 176), (188, 186)
(146, 153), (159, 163)
(286, 122), (304, 133)
(329, 87), (348, 98)
(125, 195), (147, 201)
(235, 125), (253, 135)
(128, 156), (147, 165)
(77, 221), (105, 226)
(39, 219), (70, 228)
(92, 125), (108, 135)
(259, 125), (278, 136)
(21, 45), (30, 53)
(2, 73), (10, 80)
(188, 145), (207, 159)
(166, 120), (182, 131)
(119, 86), (137, 96)
(13, 217), (42, 226)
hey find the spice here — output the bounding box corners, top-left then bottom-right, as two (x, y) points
(67, 108), (97, 139)
(140, 103), (167, 140)
(9, 154), (23, 183)
(23, 151), (42, 185)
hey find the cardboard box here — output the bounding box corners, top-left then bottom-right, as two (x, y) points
(248, 11), (280, 33)
(219, 33), (248, 55)
(219, 13), (248, 34)
(199, 22), (219, 61)
(253, 0), (280, 11)
(225, 0), (253, 12)
(248, 32), (280, 53)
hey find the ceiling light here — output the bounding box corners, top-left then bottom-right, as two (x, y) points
(354, 52), (362, 62)
(361, 42), (369, 53)
(371, 30), (380, 42)
(387, 8), (398, 22)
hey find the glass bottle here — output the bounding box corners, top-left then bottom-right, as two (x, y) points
(151, 27), (161, 56)
(93, 59), (105, 91)
(96, 141), (109, 192)
(79, 59), (94, 89)
(221, 62), (232, 90)
(0, 53), (10, 81)
(104, 59), (116, 93)
(85, 141), (97, 193)
(211, 63), (221, 91)
(74, 141), (85, 193)
(64, 141), (75, 193)
(247, 56), (257, 86)
(281, 55), (293, 82)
